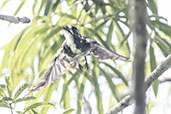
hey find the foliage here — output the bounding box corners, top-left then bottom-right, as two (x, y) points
(0, 0), (171, 113)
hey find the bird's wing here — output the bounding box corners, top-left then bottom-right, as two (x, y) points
(32, 46), (74, 92)
(89, 41), (129, 61)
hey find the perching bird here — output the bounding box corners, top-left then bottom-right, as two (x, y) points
(32, 25), (129, 91)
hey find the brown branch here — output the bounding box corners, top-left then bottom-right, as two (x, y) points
(145, 54), (171, 91)
(106, 54), (171, 114)
(106, 95), (132, 114)
(0, 14), (30, 24)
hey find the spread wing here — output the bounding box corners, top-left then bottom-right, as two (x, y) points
(32, 44), (74, 92)
(89, 41), (129, 61)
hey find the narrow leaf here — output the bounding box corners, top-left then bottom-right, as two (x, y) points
(14, 96), (36, 103)
(44, 0), (52, 16)
(14, 1), (25, 15)
(100, 68), (120, 101)
(24, 102), (55, 114)
(0, 0), (10, 9)
(155, 36), (170, 57)
(149, 44), (157, 71)
(152, 80), (159, 97)
(107, 21), (113, 45)
(63, 108), (75, 114)
(13, 83), (29, 100)
(0, 103), (10, 108)
(151, 21), (171, 37)
(148, 0), (158, 14)
(52, 0), (60, 11)
(92, 70), (103, 114)
(101, 62), (128, 86)
(5, 76), (12, 97)
(149, 43), (158, 97)
(0, 85), (6, 97)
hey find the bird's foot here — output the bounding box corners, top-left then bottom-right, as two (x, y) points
(79, 64), (83, 71)
(85, 62), (88, 70)
(84, 56), (88, 70)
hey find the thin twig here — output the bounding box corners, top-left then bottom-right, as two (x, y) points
(106, 54), (171, 114)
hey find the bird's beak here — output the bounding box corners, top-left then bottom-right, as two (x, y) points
(62, 26), (70, 32)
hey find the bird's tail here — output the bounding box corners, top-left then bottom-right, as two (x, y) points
(112, 52), (130, 61)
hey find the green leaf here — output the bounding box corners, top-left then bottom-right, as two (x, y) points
(24, 102), (56, 114)
(52, 0), (60, 11)
(74, 74), (87, 114)
(14, 1), (25, 15)
(100, 68), (120, 101)
(38, 0), (46, 15)
(44, 0), (52, 16)
(14, 96), (36, 103)
(43, 27), (61, 42)
(8, 25), (47, 87)
(155, 36), (170, 57)
(148, 0), (158, 14)
(152, 80), (159, 97)
(96, 20), (108, 31)
(107, 21), (113, 46)
(149, 44), (157, 71)
(41, 81), (59, 114)
(160, 37), (171, 51)
(31, 109), (38, 114)
(92, 70), (103, 114)
(149, 43), (158, 97)
(60, 74), (75, 109)
(151, 21), (171, 37)
(63, 108), (75, 114)
(0, 28), (28, 77)
(0, 0), (10, 9)
(60, 71), (80, 105)
(0, 97), (13, 102)
(0, 85), (6, 97)
(13, 83), (29, 100)
(115, 21), (131, 54)
(5, 76), (12, 97)
(101, 62), (128, 86)
(89, 28), (108, 48)
(101, 6), (106, 14)
(120, 31), (131, 47)
(0, 103), (10, 108)
(32, 0), (38, 14)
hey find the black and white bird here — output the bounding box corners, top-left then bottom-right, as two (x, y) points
(32, 25), (129, 91)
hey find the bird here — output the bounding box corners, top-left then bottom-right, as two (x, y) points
(32, 25), (129, 92)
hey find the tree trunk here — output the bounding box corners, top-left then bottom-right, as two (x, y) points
(130, 0), (147, 114)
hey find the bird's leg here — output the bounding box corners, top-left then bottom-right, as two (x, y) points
(78, 64), (83, 71)
(77, 59), (83, 71)
(84, 56), (88, 70)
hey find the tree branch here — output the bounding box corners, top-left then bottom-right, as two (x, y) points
(106, 54), (171, 114)
(159, 78), (171, 83)
(0, 14), (30, 24)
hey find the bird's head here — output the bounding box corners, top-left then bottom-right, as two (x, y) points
(62, 25), (79, 40)
(62, 25), (78, 34)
